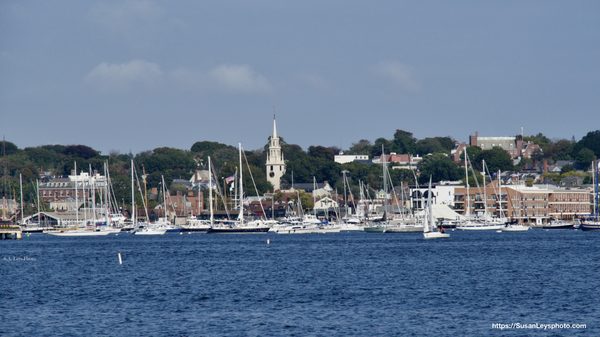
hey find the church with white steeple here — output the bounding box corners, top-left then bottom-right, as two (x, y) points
(266, 116), (285, 191)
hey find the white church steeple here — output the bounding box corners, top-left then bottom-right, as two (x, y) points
(266, 115), (285, 191)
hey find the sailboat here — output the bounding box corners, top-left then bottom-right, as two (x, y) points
(580, 160), (600, 231)
(45, 163), (114, 236)
(456, 157), (504, 231)
(208, 144), (270, 233)
(133, 164), (168, 236)
(423, 178), (449, 239)
(182, 156), (215, 232)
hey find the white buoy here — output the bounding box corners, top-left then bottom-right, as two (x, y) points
(179, 232), (183, 235)
(117, 252), (123, 265)
(266, 239), (271, 245)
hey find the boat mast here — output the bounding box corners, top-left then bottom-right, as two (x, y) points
(498, 170), (503, 218)
(313, 176), (317, 217)
(594, 162), (600, 221)
(482, 159), (487, 218)
(19, 173), (23, 225)
(208, 156), (214, 226)
(238, 143), (244, 225)
(428, 177), (433, 232)
(381, 145), (388, 215)
(131, 160), (136, 224)
(464, 149), (470, 217)
(74, 161), (79, 226)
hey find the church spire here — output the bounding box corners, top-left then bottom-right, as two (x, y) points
(272, 114), (278, 140)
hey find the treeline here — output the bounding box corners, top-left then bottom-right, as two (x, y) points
(1, 130), (600, 208)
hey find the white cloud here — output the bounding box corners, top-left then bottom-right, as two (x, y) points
(89, 0), (163, 31)
(373, 61), (421, 92)
(208, 64), (273, 94)
(85, 59), (162, 91)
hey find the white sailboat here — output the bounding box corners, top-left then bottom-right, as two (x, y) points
(208, 144), (270, 233)
(133, 161), (167, 235)
(423, 178), (449, 239)
(45, 162), (114, 236)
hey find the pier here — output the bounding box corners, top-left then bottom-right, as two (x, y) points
(0, 221), (22, 240)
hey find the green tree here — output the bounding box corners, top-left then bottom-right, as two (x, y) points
(574, 148), (595, 170)
(417, 153), (462, 184)
(1, 140), (19, 155)
(415, 137), (454, 155)
(391, 129), (417, 154)
(475, 147), (513, 173)
(348, 139), (372, 155)
(574, 130), (600, 157)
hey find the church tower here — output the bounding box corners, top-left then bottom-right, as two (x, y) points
(266, 116), (285, 191)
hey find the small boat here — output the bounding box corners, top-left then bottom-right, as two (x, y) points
(456, 220), (505, 231)
(180, 217), (211, 232)
(542, 220), (574, 230)
(207, 220), (270, 233)
(579, 218), (600, 231)
(44, 227), (113, 236)
(423, 178), (449, 240)
(501, 224), (530, 232)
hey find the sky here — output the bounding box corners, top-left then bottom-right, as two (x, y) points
(1, 0), (599, 155)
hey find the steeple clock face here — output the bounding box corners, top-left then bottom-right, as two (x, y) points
(269, 172), (275, 178)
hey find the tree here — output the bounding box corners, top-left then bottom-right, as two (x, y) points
(547, 139), (573, 161)
(1, 140), (19, 155)
(574, 130), (600, 158)
(391, 129), (416, 154)
(308, 146), (339, 161)
(574, 148), (595, 170)
(415, 137), (454, 156)
(371, 138), (393, 157)
(475, 147), (513, 173)
(348, 139), (373, 155)
(63, 145), (100, 159)
(417, 153), (462, 184)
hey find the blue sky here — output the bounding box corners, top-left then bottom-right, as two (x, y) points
(1, 1), (599, 154)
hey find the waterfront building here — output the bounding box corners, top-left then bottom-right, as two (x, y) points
(265, 116), (285, 191)
(453, 183), (591, 225)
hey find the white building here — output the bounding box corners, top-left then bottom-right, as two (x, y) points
(265, 116), (286, 191)
(334, 153), (370, 164)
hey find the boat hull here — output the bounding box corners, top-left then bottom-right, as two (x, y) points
(134, 229), (168, 235)
(44, 230), (113, 236)
(456, 224), (504, 231)
(423, 232), (450, 239)
(207, 227), (270, 234)
(384, 225), (423, 233)
(541, 224), (574, 229)
(580, 223), (600, 231)
(501, 225), (530, 232)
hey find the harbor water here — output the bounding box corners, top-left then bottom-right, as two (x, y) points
(1, 230), (599, 336)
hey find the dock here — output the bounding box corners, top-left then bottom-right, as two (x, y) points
(0, 221), (22, 240)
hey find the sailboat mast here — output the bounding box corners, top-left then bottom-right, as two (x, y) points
(208, 156), (214, 225)
(131, 160), (136, 224)
(19, 173), (23, 225)
(238, 143), (244, 224)
(464, 149), (470, 217)
(381, 146), (388, 213)
(594, 162), (600, 221)
(36, 179), (40, 218)
(498, 170), (503, 218)
(74, 161), (79, 226)
(313, 176), (317, 217)
(482, 159), (487, 218)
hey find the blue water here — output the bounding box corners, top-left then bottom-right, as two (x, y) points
(1, 230), (599, 336)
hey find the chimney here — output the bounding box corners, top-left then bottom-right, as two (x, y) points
(543, 159), (548, 174)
